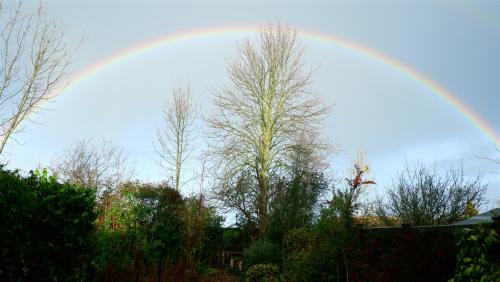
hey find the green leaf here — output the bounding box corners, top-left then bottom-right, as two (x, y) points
(462, 257), (472, 263)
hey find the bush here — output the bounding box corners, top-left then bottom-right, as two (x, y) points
(223, 227), (251, 251)
(182, 196), (224, 274)
(283, 228), (319, 281)
(450, 224), (500, 282)
(243, 239), (282, 269)
(94, 181), (185, 281)
(268, 169), (328, 242)
(376, 163), (487, 226)
(246, 263), (281, 282)
(93, 229), (139, 280)
(0, 167), (96, 281)
(284, 212), (352, 282)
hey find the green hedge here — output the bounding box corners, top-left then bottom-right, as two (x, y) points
(283, 224), (500, 281)
(0, 167), (96, 281)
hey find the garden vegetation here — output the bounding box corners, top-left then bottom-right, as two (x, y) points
(1, 2), (498, 281)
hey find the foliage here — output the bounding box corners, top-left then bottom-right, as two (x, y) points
(0, 166), (96, 281)
(94, 181), (184, 281)
(328, 155), (375, 227)
(223, 226), (253, 252)
(243, 239), (282, 269)
(93, 229), (135, 276)
(279, 156), (372, 281)
(376, 163), (487, 226)
(284, 213), (352, 282)
(464, 201), (479, 218)
(197, 208), (224, 266)
(268, 160), (329, 242)
(246, 263), (281, 282)
(284, 220), (463, 281)
(282, 228), (320, 281)
(94, 182), (224, 280)
(3, 18), (493, 281)
(449, 224), (500, 282)
(182, 196), (224, 272)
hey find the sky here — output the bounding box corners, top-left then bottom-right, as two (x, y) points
(3, 1), (499, 211)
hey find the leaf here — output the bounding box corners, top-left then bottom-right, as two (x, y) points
(462, 257), (472, 263)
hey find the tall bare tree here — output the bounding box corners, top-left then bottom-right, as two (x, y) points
(0, 2), (75, 154)
(155, 86), (197, 192)
(51, 139), (134, 196)
(207, 24), (330, 235)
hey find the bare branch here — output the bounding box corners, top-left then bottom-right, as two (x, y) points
(51, 139), (134, 198)
(375, 162), (487, 226)
(0, 2), (76, 154)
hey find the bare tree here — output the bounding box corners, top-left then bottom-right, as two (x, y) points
(154, 86), (197, 192)
(207, 24), (330, 235)
(51, 139), (134, 196)
(375, 163), (487, 226)
(0, 2), (75, 154)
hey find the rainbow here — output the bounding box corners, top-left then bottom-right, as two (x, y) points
(54, 24), (499, 147)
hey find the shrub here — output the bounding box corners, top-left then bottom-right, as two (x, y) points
(94, 181), (184, 281)
(0, 167), (96, 281)
(283, 228), (319, 281)
(284, 211), (352, 281)
(268, 169), (328, 242)
(182, 196), (224, 274)
(246, 263), (281, 282)
(243, 239), (282, 269)
(376, 163), (487, 226)
(449, 224), (500, 282)
(223, 227), (251, 251)
(93, 229), (140, 280)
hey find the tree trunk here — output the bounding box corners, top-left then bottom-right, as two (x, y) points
(158, 257), (163, 282)
(257, 170), (268, 236)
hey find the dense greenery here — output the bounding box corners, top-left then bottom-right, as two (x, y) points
(0, 167), (96, 281)
(1, 159), (497, 281)
(283, 216), (353, 281)
(245, 263), (281, 282)
(0, 166), (225, 281)
(94, 182), (223, 281)
(94, 182), (186, 280)
(243, 239), (281, 269)
(267, 170), (328, 242)
(450, 224), (500, 282)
